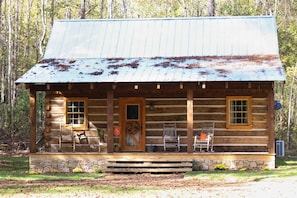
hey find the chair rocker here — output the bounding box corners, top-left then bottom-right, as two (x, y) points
(194, 123), (215, 152)
(59, 124), (75, 152)
(163, 123), (180, 152)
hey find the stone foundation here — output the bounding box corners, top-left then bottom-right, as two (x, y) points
(29, 152), (275, 173)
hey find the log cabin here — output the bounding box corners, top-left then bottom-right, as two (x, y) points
(16, 16), (286, 173)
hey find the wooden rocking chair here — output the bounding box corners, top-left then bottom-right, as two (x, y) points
(194, 123), (215, 152)
(59, 124), (75, 152)
(163, 123), (180, 152)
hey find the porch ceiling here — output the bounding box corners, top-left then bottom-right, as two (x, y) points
(16, 55), (285, 84)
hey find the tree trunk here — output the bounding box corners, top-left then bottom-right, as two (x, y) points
(0, 0), (4, 104)
(0, 0), (4, 136)
(122, 0), (127, 18)
(208, 0), (215, 16)
(107, 0), (113, 18)
(80, 0), (86, 19)
(287, 63), (297, 150)
(65, 0), (71, 19)
(50, 0), (54, 26)
(7, 0), (12, 128)
(39, 0), (46, 57)
(100, 0), (104, 18)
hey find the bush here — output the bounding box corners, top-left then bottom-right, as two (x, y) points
(94, 165), (104, 173)
(28, 171), (38, 175)
(263, 166), (270, 171)
(214, 163), (227, 171)
(72, 167), (84, 173)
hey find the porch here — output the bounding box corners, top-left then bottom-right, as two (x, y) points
(29, 152), (275, 173)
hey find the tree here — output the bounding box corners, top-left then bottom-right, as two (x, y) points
(208, 0), (215, 16)
(80, 0), (86, 19)
(39, 0), (47, 57)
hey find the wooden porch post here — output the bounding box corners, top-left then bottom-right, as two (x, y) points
(187, 89), (194, 153)
(107, 89), (114, 153)
(267, 84), (275, 154)
(29, 89), (37, 153)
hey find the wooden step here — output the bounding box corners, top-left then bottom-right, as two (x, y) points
(104, 160), (192, 173)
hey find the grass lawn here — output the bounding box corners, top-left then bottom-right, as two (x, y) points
(186, 157), (297, 182)
(1, 155), (297, 196)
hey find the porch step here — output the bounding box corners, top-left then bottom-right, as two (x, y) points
(104, 160), (193, 173)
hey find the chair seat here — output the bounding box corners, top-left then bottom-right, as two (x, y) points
(61, 135), (73, 142)
(164, 136), (178, 142)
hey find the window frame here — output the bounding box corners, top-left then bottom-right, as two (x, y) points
(226, 96), (252, 129)
(64, 97), (88, 130)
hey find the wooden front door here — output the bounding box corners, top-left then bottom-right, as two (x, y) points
(119, 97), (146, 151)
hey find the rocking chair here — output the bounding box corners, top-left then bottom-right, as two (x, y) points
(58, 124), (75, 152)
(163, 123), (180, 152)
(194, 123), (215, 152)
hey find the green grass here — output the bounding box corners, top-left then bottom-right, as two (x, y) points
(0, 157), (104, 181)
(1, 155), (297, 196)
(185, 156), (297, 182)
(0, 157), (152, 195)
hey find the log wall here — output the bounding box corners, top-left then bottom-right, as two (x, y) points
(44, 82), (272, 152)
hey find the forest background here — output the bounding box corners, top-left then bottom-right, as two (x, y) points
(0, 0), (297, 151)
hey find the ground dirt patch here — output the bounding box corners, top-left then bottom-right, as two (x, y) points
(1, 151), (297, 197)
(1, 173), (297, 197)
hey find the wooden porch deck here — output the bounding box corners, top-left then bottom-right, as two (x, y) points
(30, 152), (275, 173)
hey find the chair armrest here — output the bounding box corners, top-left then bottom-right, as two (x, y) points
(194, 135), (198, 142)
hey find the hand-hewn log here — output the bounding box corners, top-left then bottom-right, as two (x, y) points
(107, 89), (114, 153)
(30, 89), (37, 153)
(187, 89), (193, 153)
(267, 83), (275, 154)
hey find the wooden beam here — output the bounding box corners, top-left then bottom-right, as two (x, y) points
(107, 89), (114, 153)
(90, 83), (94, 90)
(267, 84), (275, 154)
(187, 89), (194, 153)
(30, 89), (37, 153)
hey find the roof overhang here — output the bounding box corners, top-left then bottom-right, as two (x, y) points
(15, 55), (285, 84)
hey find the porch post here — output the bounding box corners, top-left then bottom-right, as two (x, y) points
(107, 89), (114, 153)
(187, 89), (194, 153)
(267, 84), (275, 154)
(29, 88), (37, 153)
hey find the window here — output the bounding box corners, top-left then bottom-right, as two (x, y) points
(64, 97), (88, 130)
(226, 96), (252, 129)
(126, 104), (139, 120)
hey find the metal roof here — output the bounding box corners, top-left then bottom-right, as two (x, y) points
(16, 56), (284, 83)
(16, 16), (286, 84)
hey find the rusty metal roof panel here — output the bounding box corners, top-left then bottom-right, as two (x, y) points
(16, 56), (285, 84)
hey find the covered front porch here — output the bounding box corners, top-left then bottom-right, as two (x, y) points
(29, 152), (275, 173)
(26, 81), (277, 173)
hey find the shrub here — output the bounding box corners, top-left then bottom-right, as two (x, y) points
(94, 165), (104, 173)
(239, 167), (247, 172)
(214, 163), (227, 170)
(72, 167), (84, 173)
(263, 166), (270, 171)
(50, 169), (58, 173)
(28, 171), (38, 175)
